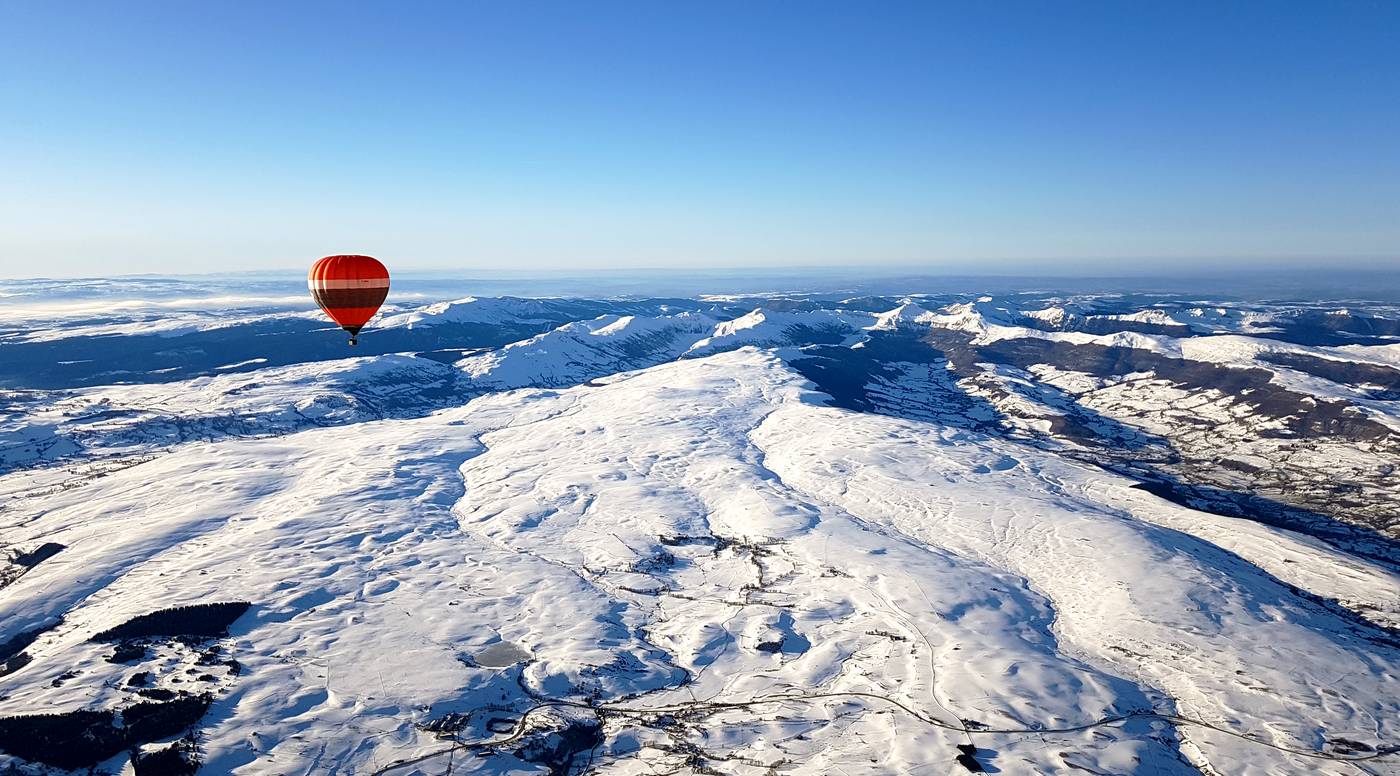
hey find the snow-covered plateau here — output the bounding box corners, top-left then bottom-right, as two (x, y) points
(1, 284), (1398, 775)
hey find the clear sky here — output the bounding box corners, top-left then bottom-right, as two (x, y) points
(1, 0), (1396, 278)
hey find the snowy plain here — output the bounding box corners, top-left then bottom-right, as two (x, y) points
(1, 280), (1398, 775)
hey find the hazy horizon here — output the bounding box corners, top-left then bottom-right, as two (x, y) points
(6, 263), (1400, 303)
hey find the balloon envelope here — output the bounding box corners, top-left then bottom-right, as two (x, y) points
(308, 255), (390, 340)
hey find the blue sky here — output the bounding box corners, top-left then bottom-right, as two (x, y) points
(1, 1), (1396, 278)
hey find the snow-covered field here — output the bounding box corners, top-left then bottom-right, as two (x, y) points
(1, 282), (1398, 774)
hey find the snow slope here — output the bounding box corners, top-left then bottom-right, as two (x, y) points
(457, 312), (718, 391)
(0, 355), (463, 475)
(2, 350), (1395, 775)
(687, 308), (874, 354)
(378, 297), (578, 329)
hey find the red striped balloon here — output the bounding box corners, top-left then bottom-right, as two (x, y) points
(308, 255), (390, 345)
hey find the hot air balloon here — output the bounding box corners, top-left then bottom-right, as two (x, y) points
(308, 255), (390, 345)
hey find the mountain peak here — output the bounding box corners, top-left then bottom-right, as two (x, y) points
(869, 302), (935, 331)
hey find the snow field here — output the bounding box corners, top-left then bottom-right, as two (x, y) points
(2, 349), (1395, 773)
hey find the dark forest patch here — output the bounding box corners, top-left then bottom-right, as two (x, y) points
(133, 737), (202, 776)
(91, 602), (250, 642)
(12, 542), (65, 569)
(0, 694), (210, 771)
(0, 617), (63, 678)
(0, 542), (66, 590)
(0, 709), (123, 770)
(122, 695), (214, 742)
(1261, 351), (1400, 401)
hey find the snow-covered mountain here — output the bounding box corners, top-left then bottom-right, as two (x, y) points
(458, 312), (718, 391)
(686, 308), (874, 354)
(1, 289), (1398, 775)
